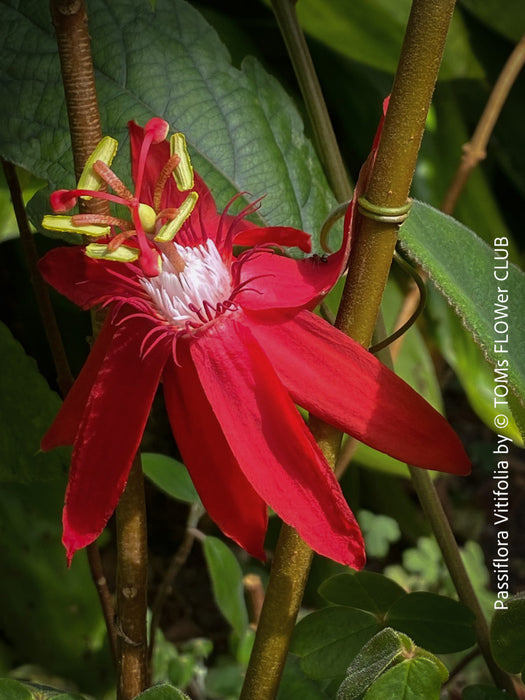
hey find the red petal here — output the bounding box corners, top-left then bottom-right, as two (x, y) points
(189, 318), (365, 568)
(162, 344), (268, 559)
(236, 246), (347, 312)
(62, 319), (167, 563)
(41, 316), (115, 450)
(244, 310), (471, 475)
(39, 246), (140, 309)
(234, 226), (312, 253)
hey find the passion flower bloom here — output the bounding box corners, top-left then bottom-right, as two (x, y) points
(40, 117), (470, 567)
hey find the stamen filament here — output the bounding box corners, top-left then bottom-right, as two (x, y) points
(92, 161), (135, 200)
(154, 154), (181, 212)
(71, 213), (133, 230)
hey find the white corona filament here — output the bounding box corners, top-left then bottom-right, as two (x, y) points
(139, 240), (233, 327)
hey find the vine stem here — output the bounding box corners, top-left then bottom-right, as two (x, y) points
(116, 456), (149, 700)
(441, 34), (525, 215)
(409, 467), (517, 694)
(148, 502), (204, 666)
(391, 33), (525, 362)
(241, 1), (517, 698)
(270, 0), (353, 202)
(49, 1), (149, 694)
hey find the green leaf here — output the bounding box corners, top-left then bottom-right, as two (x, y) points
(205, 657), (245, 699)
(0, 166), (46, 242)
(427, 290), (522, 444)
(0, 0), (336, 244)
(290, 607), (381, 679)
(363, 657), (443, 699)
(0, 477), (113, 693)
(0, 679), (32, 700)
(462, 685), (511, 700)
(400, 202), (525, 405)
(357, 510), (401, 558)
(142, 452), (199, 503)
(458, 0), (525, 42)
(490, 594), (525, 675)
(336, 628), (409, 699)
(202, 536), (248, 637)
(277, 656), (330, 699)
(386, 591), (476, 653)
(290, 0), (483, 80)
(135, 685), (190, 700)
(0, 320), (70, 483)
(319, 571), (406, 615)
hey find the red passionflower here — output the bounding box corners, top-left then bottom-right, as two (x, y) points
(39, 117), (470, 567)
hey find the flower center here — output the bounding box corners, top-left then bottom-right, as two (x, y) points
(139, 239), (233, 328)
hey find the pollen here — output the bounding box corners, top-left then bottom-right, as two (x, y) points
(139, 239), (233, 328)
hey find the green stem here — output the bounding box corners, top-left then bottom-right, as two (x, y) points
(243, 1), (509, 698)
(269, 0), (353, 202)
(409, 467), (517, 695)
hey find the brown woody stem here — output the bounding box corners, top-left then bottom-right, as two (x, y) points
(49, 0), (104, 182)
(49, 1), (149, 693)
(115, 456), (149, 699)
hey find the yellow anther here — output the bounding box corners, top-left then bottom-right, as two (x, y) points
(154, 192), (199, 242)
(85, 242), (140, 263)
(170, 133), (194, 191)
(42, 214), (110, 238)
(77, 136), (119, 197)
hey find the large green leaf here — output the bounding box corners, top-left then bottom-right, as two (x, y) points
(336, 628), (409, 699)
(0, 320), (69, 483)
(427, 289), (522, 444)
(277, 656), (330, 700)
(202, 536), (249, 637)
(490, 594), (525, 676)
(0, 0), (335, 242)
(319, 571), (406, 615)
(386, 592), (476, 653)
(135, 685), (190, 700)
(291, 0), (483, 80)
(400, 202), (525, 405)
(290, 607), (381, 679)
(458, 0), (525, 42)
(0, 680), (31, 700)
(0, 478), (113, 693)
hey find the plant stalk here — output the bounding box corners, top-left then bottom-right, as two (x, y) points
(50, 1), (149, 692)
(116, 456), (149, 700)
(269, 0), (353, 202)
(409, 467), (517, 694)
(242, 1), (471, 698)
(442, 34), (525, 215)
(49, 0), (104, 183)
